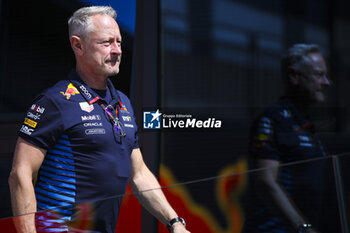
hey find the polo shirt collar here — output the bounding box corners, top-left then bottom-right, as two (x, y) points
(68, 69), (120, 105)
(279, 97), (315, 132)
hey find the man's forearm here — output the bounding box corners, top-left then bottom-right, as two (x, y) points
(129, 166), (178, 225)
(254, 159), (311, 230)
(260, 181), (307, 229)
(9, 171), (37, 233)
(129, 148), (189, 232)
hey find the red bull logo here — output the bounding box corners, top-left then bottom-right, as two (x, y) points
(61, 83), (80, 100)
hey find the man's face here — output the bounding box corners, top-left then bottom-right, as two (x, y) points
(296, 52), (330, 103)
(82, 14), (122, 77)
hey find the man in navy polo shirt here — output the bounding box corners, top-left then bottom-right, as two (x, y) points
(247, 44), (331, 233)
(9, 6), (190, 233)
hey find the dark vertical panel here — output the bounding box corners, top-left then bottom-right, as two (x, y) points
(188, 0), (212, 57)
(284, 0), (306, 47)
(1, 0), (76, 112)
(131, 0), (160, 232)
(0, 0), (8, 113)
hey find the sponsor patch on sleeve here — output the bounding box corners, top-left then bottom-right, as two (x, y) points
(24, 118), (37, 128)
(20, 125), (34, 135)
(256, 133), (270, 141)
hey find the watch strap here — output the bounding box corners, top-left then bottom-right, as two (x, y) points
(167, 217), (186, 231)
(297, 223), (312, 233)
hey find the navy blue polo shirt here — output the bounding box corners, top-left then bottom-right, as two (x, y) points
(249, 97), (327, 232)
(250, 98), (327, 162)
(18, 70), (139, 233)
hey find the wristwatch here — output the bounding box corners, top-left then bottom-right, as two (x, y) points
(167, 217), (186, 232)
(297, 223), (312, 233)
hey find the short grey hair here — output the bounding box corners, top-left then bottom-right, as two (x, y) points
(68, 6), (117, 39)
(282, 43), (320, 75)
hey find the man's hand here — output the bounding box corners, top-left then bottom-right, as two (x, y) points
(171, 221), (191, 233)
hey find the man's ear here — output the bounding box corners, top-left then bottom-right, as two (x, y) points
(70, 36), (84, 56)
(288, 66), (299, 85)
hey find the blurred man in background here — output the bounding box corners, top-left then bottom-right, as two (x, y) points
(248, 44), (331, 233)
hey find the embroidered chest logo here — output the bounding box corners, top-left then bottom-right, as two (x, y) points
(299, 135), (313, 147)
(122, 116), (132, 122)
(120, 104), (128, 112)
(79, 102), (94, 113)
(81, 115), (101, 121)
(280, 109), (291, 118)
(61, 83), (80, 100)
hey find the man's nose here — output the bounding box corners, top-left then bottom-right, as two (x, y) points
(321, 75), (330, 86)
(111, 42), (122, 55)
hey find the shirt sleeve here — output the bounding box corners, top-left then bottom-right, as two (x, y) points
(249, 115), (281, 161)
(18, 94), (65, 150)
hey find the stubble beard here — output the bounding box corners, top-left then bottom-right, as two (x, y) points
(102, 62), (120, 77)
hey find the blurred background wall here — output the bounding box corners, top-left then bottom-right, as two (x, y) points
(158, 1), (350, 232)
